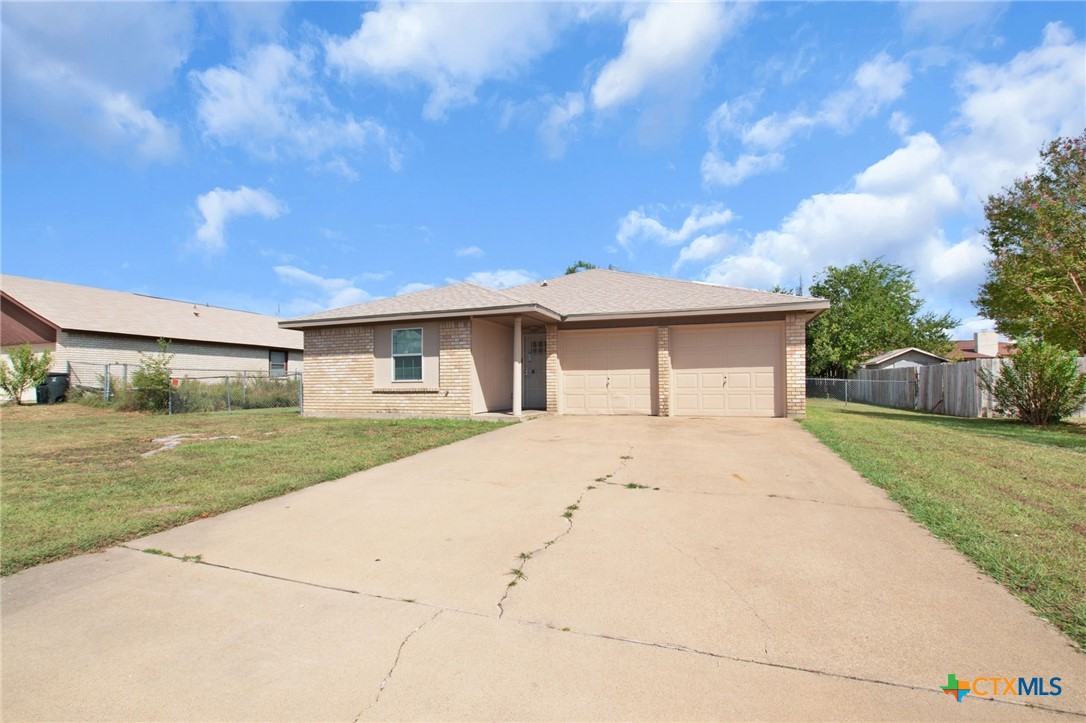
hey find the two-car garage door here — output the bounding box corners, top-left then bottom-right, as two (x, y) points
(559, 324), (782, 417)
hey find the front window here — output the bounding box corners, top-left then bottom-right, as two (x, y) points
(392, 328), (423, 381)
(270, 350), (287, 377)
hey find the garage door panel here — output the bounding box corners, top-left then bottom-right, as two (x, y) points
(671, 324), (782, 417)
(559, 330), (655, 415)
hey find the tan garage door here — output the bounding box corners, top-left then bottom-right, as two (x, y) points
(560, 329), (656, 415)
(671, 324), (782, 417)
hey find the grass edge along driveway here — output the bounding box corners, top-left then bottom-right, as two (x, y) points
(1, 404), (505, 576)
(800, 398), (1086, 650)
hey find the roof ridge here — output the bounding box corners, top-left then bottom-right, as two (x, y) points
(457, 280), (529, 304)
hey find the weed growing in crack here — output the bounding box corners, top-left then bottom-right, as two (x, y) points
(595, 477), (607, 483)
(509, 568), (526, 581)
(562, 510), (574, 519)
(561, 627), (571, 632)
(566, 504), (579, 511)
(587, 485), (596, 490)
(518, 552), (532, 561)
(142, 548), (201, 563)
(401, 598), (416, 603)
(606, 474), (613, 479)
(625, 483), (649, 489)
(620, 455), (633, 460)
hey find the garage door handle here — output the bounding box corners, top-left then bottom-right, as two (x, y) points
(722, 376), (727, 387)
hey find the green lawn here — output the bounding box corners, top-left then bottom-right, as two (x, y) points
(0, 404), (504, 576)
(801, 398), (1086, 649)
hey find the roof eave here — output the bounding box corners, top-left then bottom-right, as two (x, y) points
(280, 303), (562, 329)
(561, 300), (830, 323)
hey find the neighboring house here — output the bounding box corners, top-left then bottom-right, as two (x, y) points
(949, 330), (1017, 360)
(1, 275), (303, 400)
(859, 347), (948, 370)
(281, 269), (829, 419)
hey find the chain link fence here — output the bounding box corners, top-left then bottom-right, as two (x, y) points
(168, 372), (302, 414)
(806, 377), (918, 410)
(64, 361), (301, 414)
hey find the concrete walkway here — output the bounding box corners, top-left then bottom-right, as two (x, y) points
(3, 416), (1083, 721)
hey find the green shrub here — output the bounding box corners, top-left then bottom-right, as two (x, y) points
(0, 345), (53, 404)
(979, 339), (1086, 424)
(131, 339), (174, 412)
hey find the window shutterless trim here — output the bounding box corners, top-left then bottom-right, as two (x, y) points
(391, 327), (423, 382)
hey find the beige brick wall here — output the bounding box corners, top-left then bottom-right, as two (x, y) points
(302, 319), (473, 418)
(545, 323), (558, 412)
(656, 326), (671, 417)
(784, 313), (807, 418)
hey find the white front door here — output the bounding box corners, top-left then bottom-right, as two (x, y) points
(523, 334), (547, 409)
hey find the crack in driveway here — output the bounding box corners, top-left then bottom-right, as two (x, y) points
(370, 610), (443, 707)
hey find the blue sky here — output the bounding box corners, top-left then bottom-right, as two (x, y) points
(2, 2), (1083, 336)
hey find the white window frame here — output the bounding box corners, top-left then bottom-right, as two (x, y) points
(391, 327), (424, 382)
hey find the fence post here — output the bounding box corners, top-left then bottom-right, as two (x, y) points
(122, 364), (128, 389)
(168, 388), (173, 415)
(104, 364), (111, 401)
(297, 372), (303, 413)
(226, 376), (231, 412)
(844, 378), (849, 405)
(242, 371), (247, 408)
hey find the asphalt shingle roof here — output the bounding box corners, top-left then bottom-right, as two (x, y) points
(500, 268), (824, 317)
(283, 268), (827, 326)
(1, 275), (303, 350)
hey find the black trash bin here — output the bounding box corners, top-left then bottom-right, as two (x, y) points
(36, 373), (70, 403)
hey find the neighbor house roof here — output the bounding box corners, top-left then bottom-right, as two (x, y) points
(281, 269), (829, 328)
(860, 347), (948, 367)
(949, 339), (1018, 360)
(1, 275), (303, 350)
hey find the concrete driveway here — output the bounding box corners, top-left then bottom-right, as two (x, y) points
(3, 416), (1083, 721)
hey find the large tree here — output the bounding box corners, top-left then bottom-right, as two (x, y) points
(807, 260), (957, 377)
(975, 131), (1086, 353)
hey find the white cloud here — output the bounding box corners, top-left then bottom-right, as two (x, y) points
(2, 3), (192, 161)
(947, 22), (1085, 201)
(274, 265), (371, 310)
(900, 2), (1007, 40)
(397, 282), (435, 296)
(591, 2), (750, 111)
(700, 151), (784, 187)
(703, 132), (963, 291)
(538, 92), (586, 159)
(462, 270), (537, 289)
(193, 186), (287, 254)
(455, 246), (485, 258)
(701, 52), (912, 186)
(326, 3), (570, 120)
(192, 44), (400, 175)
(617, 204), (735, 253)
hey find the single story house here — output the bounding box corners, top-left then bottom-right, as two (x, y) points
(949, 331), (1017, 361)
(859, 347), (948, 370)
(280, 269), (829, 418)
(1, 275), (303, 400)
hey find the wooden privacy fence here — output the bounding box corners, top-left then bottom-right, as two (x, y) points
(822, 357), (1086, 418)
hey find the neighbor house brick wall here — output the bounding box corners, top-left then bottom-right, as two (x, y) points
(784, 313), (807, 418)
(545, 323), (558, 412)
(301, 319), (473, 418)
(656, 326), (671, 417)
(52, 330), (302, 388)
